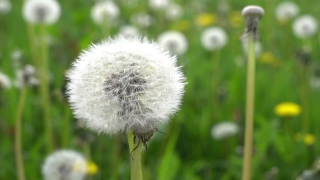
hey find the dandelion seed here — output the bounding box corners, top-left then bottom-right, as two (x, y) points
(211, 122), (239, 140)
(67, 37), (185, 143)
(0, 0), (11, 14)
(275, 1), (299, 23)
(0, 71), (11, 89)
(293, 15), (318, 39)
(42, 150), (97, 180)
(91, 1), (119, 25)
(274, 102), (301, 117)
(201, 27), (228, 51)
(22, 0), (60, 25)
(157, 31), (188, 55)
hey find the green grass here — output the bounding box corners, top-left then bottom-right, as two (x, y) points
(1, 0), (320, 179)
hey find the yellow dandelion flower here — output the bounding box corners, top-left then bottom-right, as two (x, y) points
(196, 13), (216, 27)
(274, 102), (301, 117)
(230, 11), (243, 28)
(304, 134), (315, 146)
(86, 161), (98, 174)
(259, 52), (281, 68)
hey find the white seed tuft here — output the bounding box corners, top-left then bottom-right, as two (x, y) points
(201, 27), (228, 51)
(91, 1), (119, 25)
(157, 31), (188, 55)
(293, 15), (318, 39)
(211, 122), (239, 140)
(275, 1), (300, 21)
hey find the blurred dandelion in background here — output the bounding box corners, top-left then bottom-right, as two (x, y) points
(131, 12), (153, 28)
(118, 25), (140, 39)
(165, 3), (183, 21)
(211, 121), (239, 140)
(0, 71), (11, 89)
(292, 15), (318, 39)
(14, 64), (39, 88)
(91, 1), (119, 25)
(0, 0), (11, 14)
(201, 27), (228, 51)
(149, 0), (169, 11)
(274, 102), (301, 117)
(275, 1), (300, 24)
(157, 31), (188, 55)
(42, 150), (97, 180)
(22, 0), (60, 25)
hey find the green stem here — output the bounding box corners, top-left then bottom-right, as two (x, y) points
(301, 65), (310, 133)
(39, 25), (54, 152)
(14, 87), (27, 180)
(212, 51), (221, 121)
(127, 131), (143, 180)
(26, 23), (39, 66)
(242, 34), (256, 180)
(82, 142), (92, 180)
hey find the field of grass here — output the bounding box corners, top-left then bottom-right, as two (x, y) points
(1, 0), (320, 179)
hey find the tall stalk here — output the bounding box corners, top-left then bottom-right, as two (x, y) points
(14, 87), (27, 180)
(127, 131), (143, 180)
(242, 33), (256, 180)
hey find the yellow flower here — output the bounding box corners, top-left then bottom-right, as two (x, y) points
(87, 161), (98, 174)
(304, 134), (315, 146)
(196, 13), (216, 26)
(274, 102), (301, 117)
(229, 11), (243, 28)
(259, 52), (281, 68)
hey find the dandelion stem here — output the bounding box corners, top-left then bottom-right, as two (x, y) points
(301, 65), (310, 133)
(39, 25), (54, 152)
(26, 23), (40, 66)
(127, 131), (143, 180)
(14, 87), (27, 180)
(212, 51), (221, 121)
(242, 33), (255, 180)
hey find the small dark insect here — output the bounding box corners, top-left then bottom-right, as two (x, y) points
(130, 128), (167, 155)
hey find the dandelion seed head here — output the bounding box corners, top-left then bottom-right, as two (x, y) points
(0, 71), (11, 89)
(165, 3), (182, 20)
(91, 1), (119, 25)
(22, 0), (60, 25)
(149, 0), (169, 10)
(119, 25), (140, 39)
(131, 13), (153, 27)
(0, 0), (11, 14)
(211, 122), (239, 140)
(42, 150), (88, 180)
(201, 27), (228, 51)
(67, 36), (185, 135)
(293, 15), (318, 39)
(14, 64), (39, 87)
(157, 31), (188, 55)
(275, 1), (299, 22)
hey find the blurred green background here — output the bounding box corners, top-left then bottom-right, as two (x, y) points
(1, 0), (320, 179)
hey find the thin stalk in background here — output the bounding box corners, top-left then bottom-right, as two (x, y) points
(242, 33), (256, 180)
(212, 50), (221, 121)
(26, 23), (40, 66)
(112, 136), (121, 180)
(127, 131), (143, 180)
(14, 87), (27, 180)
(39, 25), (54, 152)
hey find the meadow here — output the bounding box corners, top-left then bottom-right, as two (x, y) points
(0, 0), (320, 179)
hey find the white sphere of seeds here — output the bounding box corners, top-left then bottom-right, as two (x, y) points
(293, 15), (318, 39)
(241, 5), (264, 19)
(157, 31), (188, 55)
(119, 25), (140, 39)
(149, 0), (169, 10)
(211, 122), (239, 140)
(165, 3), (182, 20)
(42, 150), (87, 180)
(0, 71), (11, 89)
(22, 0), (60, 25)
(91, 1), (119, 25)
(0, 0), (11, 14)
(67, 36), (185, 135)
(275, 1), (299, 21)
(201, 27), (228, 51)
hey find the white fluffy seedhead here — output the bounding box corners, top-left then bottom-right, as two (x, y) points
(67, 36), (185, 135)
(275, 1), (299, 21)
(0, 0), (11, 14)
(165, 3), (183, 20)
(211, 122), (239, 140)
(42, 150), (87, 180)
(119, 25), (140, 39)
(201, 27), (228, 51)
(293, 15), (318, 39)
(149, 0), (169, 10)
(157, 31), (188, 55)
(22, 0), (60, 25)
(91, 1), (119, 25)
(0, 71), (11, 89)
